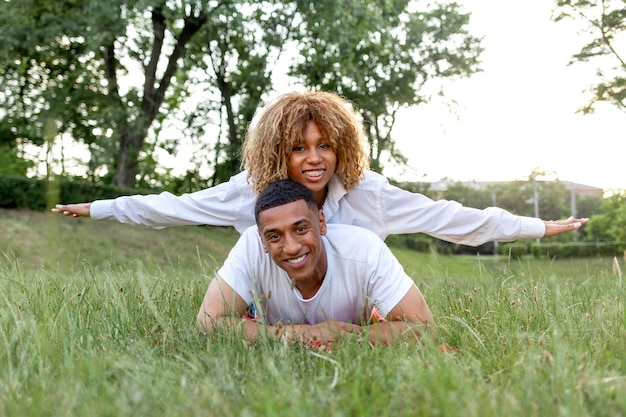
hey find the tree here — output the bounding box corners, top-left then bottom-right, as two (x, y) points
(185, 0), (483, 182)
(442, 182), (493, 209)
(536, 180), (571, 221)
(182, 1), (296, 185)
(291, 0), (482, 172)
(1, 0), (484, 188)
(554, 0), (626, 113)
(586, 191), (626, 242)
(0, 0), (108, 173)
(490, 181), (534, 216)
(1, 0), (211, 188)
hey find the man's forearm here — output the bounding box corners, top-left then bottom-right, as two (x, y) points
(365, 321), (433, 345)
(210, 318), (362, 344)
(210, 317), (308, 342)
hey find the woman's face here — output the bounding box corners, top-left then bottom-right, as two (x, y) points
(287, 121), (337, 204)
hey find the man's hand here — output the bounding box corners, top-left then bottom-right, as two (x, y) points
(51, 203), (92, 218)
(306, 320), (362, 341)
(275, 320), (361, 343)
(543, 216), (588, 237)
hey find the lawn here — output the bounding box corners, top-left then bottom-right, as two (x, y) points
(1, 209), (625, 416)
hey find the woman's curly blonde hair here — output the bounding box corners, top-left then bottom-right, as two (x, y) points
(242, 91), (370, 194)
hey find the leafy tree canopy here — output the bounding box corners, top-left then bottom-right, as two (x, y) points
(586, 191), (626, 242)
(1, 0), (482, 188)
(554, 0), (626, 113)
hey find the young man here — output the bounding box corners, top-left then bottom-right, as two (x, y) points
(197, 180), (435, 346)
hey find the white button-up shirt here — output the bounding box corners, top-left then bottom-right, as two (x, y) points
(90, 170), (545, 245)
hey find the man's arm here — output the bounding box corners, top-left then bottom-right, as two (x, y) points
(196, 276), (248, 333)
(197, 276), (362, 343)
(365, 284), (435, 345)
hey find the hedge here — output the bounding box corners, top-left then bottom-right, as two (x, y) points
(497, 241), (625, 259)
(0, 175), (157, 210)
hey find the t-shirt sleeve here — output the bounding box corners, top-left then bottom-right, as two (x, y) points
(217, 227), (264, 305)
(365, 237), (415, 318)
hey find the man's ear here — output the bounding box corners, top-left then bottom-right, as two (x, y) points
(257, 229), (269, 253)
(318, 209), (327, 235)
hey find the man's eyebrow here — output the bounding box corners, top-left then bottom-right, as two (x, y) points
(261, 218), (309, 235)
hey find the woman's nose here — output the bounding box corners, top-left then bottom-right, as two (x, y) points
(306, 148), (322, 164)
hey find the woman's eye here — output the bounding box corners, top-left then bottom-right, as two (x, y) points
(319, 144), (330, 149)
(293, 145), (305, 152)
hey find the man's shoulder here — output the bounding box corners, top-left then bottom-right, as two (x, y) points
(326, 224), (382, 243)
(324, 224), (389, 268)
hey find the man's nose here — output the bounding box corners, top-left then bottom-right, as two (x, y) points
(282, 233), (301, 254)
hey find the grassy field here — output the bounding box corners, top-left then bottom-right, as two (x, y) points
(1, 208), (625, 417)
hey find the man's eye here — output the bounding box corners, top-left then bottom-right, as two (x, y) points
(296, 226), (308, 233)
(266, 234), (280, 241)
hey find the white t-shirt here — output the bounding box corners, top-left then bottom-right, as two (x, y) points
(217, 224), (415, 325)
(90, 170), (545, 245)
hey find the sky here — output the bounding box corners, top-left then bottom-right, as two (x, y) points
(388, 0), (625, 193)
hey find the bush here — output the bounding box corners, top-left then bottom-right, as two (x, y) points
(496, 240), (624, 259)
(496, 242), (533, 258)
(0, 175), (158, 210)
(0, 176), (48, 210)
(531, 241), (625, 258)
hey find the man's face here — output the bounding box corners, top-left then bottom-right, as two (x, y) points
(257, 200), (328, 286)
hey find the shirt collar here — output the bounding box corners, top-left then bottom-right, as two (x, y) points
(322, 174), (346, 222)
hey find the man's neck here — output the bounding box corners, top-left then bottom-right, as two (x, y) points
(295, 275), (325, 299)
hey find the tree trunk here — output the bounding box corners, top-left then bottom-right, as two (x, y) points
(110, 7), (207, 189)
(113, 130), (143, 188)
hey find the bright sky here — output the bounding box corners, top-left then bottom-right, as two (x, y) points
(390, 0), (625, 193)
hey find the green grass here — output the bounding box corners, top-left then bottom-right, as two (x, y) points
(1, 208), (625, 416)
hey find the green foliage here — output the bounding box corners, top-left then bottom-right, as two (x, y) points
(576, 195), (604, 218)
(0, 175), (155, 210)
(586, 192), (626, 243)
(531, 241), (625, 257)
(0, 176), (48, 210)
(497, 240), (625, 258)
(554, 0), (626, 113)
(1, 210), (625, 416)
(1, 0), (487, 188)
(292, 0), (482, 172)
(443, 182), (494, 209)
(0, 146), (34, 176)
(491, 180), (535, 216)
(0, 0), (212, 188)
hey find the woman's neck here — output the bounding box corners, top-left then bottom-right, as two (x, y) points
(312, 186), (328, 209)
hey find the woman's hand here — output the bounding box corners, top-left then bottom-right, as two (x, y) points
(543, 216), (588, 237)
(51, 203), (92, 218)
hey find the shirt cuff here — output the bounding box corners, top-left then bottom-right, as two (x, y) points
(90, 199), (115, 220)
(518, 217), (546, 239)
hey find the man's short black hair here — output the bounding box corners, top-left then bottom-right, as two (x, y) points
(255, 180), (318, 224)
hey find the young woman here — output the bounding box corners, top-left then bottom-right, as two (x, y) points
(53, 91), (586, 244)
